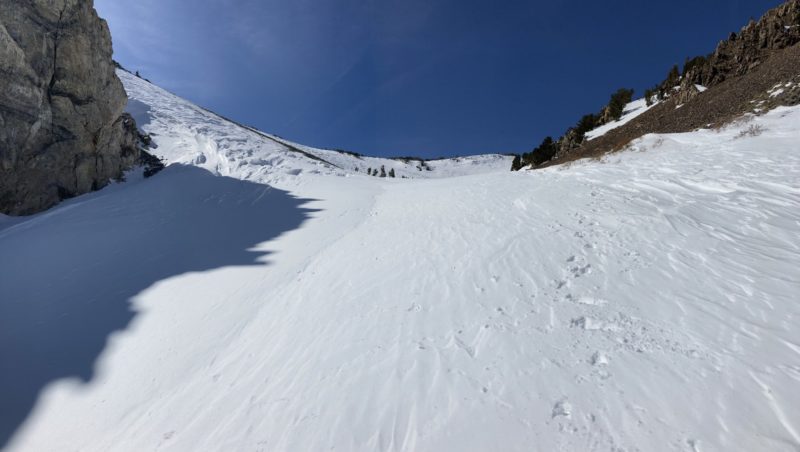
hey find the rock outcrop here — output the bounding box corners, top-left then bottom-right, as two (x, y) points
(674, 77), (701, 105)
(0, 0), (139, 215)
(685, 0), (800, 87)
(555, 128), (583, 157)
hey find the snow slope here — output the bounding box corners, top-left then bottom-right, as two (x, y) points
(120, 71), (513, 183)
(585, 98), (654, 141)
(1, 74), (799, 451)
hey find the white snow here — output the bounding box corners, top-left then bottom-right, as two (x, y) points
(119, 71), (512, 183)
(585, 98), (654, 140)
(1, 72), (799, 452)
(768, 82), (797, 99)
(587, 86), (710, 142)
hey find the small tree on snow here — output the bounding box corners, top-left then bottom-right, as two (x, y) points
(380, 166), (387, 177)
(511, 155), (522, 171)
(389, 168), (396, 178)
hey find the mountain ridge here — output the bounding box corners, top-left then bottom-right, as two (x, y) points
(517, 0), (800, 170)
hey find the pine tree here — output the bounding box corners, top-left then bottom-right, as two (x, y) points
(530, 136), (557, 166)
(379, 166), (387, 177)
(606, 88), (634, 122)
(644, 87), (655, 106)
(511, 155), (523, 171)
(388, 168), (396, 178)
(575, 113), (598, 141)
(666, 65), (680, 87)
(682, 55), (707, 77)
(659, 65), (680, 99)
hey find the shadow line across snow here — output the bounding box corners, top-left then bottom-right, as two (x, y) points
(0, 165), (319, 448)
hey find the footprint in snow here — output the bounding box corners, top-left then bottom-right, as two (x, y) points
(574, 296), (608, 306)
(571, 316), (618, 331)
(590, 351), (609, 366)
(552, 399), (572, 418)
(570, 264), (592, 277)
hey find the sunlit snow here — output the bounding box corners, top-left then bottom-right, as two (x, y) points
(2, 71), (799, 452)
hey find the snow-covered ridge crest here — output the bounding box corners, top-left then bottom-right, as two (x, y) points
(119, 70), (513, 186)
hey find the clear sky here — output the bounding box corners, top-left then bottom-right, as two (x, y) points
(96, 0), (781, 158)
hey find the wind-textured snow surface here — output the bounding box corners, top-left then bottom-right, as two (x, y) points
(1, 73), (799, 452)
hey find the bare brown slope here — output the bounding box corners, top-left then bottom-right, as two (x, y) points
(543, 43), (800, 167)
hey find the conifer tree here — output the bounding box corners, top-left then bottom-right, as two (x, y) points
(606, 88), (634, 122)
(511, 155), (522, 171)
(644, 87), (656, 106)
(659, 65), (681, 99)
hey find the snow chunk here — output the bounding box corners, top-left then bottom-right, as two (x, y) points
(552, 399), (573, 418)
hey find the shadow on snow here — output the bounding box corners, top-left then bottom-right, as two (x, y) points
(0, 165), (319, 448)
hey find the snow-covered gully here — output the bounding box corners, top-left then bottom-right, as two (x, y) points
(1, 72), (799, 451)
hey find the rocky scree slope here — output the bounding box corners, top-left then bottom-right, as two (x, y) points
(0, 0), (139, 215)
(533, 0), (800, 168)
(545, 43), (800, 167)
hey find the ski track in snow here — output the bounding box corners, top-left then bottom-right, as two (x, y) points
(1, 71), (799, 451)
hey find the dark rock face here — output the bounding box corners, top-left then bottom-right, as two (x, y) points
(0, 0), (139, 215)
(555, 128), (582, 157)
(674, 77), (701, 105)
(686, 0), (800, 87)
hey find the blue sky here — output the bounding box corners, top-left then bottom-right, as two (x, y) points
(96, 0), (780, 158)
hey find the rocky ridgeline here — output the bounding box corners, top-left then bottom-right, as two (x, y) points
(0, 0), (139, 215)
(685, 0), (800, 89)
(525, 0), (800, 169)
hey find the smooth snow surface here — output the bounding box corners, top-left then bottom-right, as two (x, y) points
(1, 73), (799, 452)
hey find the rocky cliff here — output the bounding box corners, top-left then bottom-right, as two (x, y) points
(0, 0), (139, 215)
(686, 0), (800, 87)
